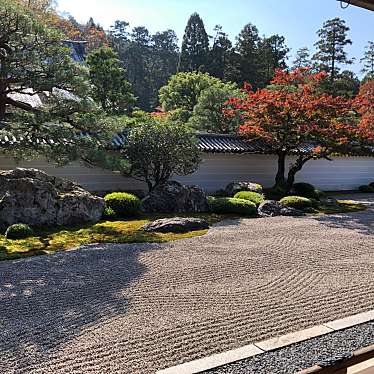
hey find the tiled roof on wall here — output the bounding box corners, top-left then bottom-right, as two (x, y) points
(0, 131), (372, 156)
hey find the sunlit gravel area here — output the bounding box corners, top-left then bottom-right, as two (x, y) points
(0, 195), (373, 373)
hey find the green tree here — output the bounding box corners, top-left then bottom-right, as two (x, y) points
(235, 23), (261, 88)
(189, 81), (244, 134)
(123, 116), (201, 191)
(257, 34), (289, 86)
(86, 47), (135, 115)
(208, 25), (233, 80)
(149, 30), (179, 107)
(178, 13), (209, 72)
(318, 70), (360, 98)
(292, 47), (311, 70)
(109, 21), (179, 111)
(313, 18), (353, 82)
(361, 41), (374, 78)
(0, 1), (119, 164)
(159, 72), (222, 120)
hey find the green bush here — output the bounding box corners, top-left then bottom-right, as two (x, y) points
(208, 197), (257, 216)
(233, 191), (264, 206)
(264, 187), (287, 200)
(292, 182), (317, 198)
(104, 192), (141, 217)
(358, 185), (374, 193)
(102, 206), (117, 220)
(5, 224), (34, 240)
(280, 196), (313, 210)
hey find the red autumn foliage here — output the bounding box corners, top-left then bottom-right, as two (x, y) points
(353, 79), (374, 143)
(225, 68), (355, 189)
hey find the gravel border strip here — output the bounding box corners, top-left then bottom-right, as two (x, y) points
(157, 310), (374, 374)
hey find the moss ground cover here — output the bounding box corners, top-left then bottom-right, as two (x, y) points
(0, 213), (226, 261)
(0, 201), (366, 261)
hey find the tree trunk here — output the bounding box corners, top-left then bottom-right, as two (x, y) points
(0, 95), (6, 121)
(285, 155), (312, 192)
(273, 151), (287, 190)
(0, 79), (6, 121)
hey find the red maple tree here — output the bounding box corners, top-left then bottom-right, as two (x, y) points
(225, 68), (355, 191)
(353, 79), (374, 143)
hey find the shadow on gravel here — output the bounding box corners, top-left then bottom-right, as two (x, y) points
(0, 243), (161, 370)
(309, 208), (374, 236)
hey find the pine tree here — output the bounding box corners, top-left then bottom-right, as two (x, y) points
(292, 47), (311, 70)
(235, 23), (261, 88)
(257, 34), (289, 86)
(360, 41), (374, 77)
(86, 47), (135, 115)
(124, 26), (153, 110)
(208, 25), (232, 80)
(150, 30), (179, 107)
(0, 0), (114, 163)
(313, 18), (352, 82)
(178, 13), (209, 72)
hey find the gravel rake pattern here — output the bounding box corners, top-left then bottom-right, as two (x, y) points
(0, 196), (374, 373)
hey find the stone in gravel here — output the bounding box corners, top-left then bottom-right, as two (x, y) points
(0, 168), (104, 227)
(141, 181), (209, 213)
(142, 217), (209, 233)
(258, 200), (304, 217)
(225, 181), (263, 196)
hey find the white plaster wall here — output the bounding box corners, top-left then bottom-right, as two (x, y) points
(0, 153), (373, 193)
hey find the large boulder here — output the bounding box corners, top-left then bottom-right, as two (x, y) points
(258, 200), (304, 217)
(141, 181), (209, 213)
(142, 217), (209, 233)
(225, 181), (263, 196)
(0, 168), (104, 227)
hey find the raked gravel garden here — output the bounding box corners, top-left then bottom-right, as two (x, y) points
(0, 192), (373, 373)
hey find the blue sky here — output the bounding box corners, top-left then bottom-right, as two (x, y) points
(57, 0), (374, 76)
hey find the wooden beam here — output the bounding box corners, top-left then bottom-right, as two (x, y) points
(339, 0), (374, 11)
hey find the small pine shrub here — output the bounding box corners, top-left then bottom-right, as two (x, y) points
(292, 182), (317, 198)
(280, 196), (313, 210)
(104, 192), (141, 217)
(102, 206), (117, 220)
(208, 197), (257, 216)
(233, 191), (264, 206)
(358, 185), (374, 193)
(5, 224), (34, 240)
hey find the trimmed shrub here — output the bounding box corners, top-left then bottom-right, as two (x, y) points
(280, 196), (313, 210)
(102, 206), (117, 220)
(292, 182), (317, 198)
(208, 197), (257, 216)
(104, 192), (141, 217)
(233, 191), (264, 206)
(358, 185), (374, 193)
(5, 224), (34, 240)
(264, 187), (287, 201)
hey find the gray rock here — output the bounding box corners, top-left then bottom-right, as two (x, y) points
(142, 217), (209, 233)
(258, 200), (304, 217)
(141, 181), (209, 213)
(225, 181), (263, 196)
(0, 168), (104, 227)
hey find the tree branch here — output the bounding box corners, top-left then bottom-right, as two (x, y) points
(6, 97), (39, 112)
